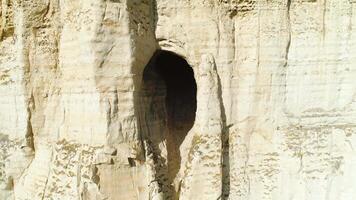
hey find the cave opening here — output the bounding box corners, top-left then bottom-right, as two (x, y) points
(141, 50), (197, 185)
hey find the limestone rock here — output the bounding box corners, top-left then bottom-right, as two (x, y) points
(1, 0), (356, 200)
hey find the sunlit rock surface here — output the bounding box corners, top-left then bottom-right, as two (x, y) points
(1, 0), (356, 199)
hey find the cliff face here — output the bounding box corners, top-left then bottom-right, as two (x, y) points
(1, 0), (356, 199)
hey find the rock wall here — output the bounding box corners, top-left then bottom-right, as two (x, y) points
(1, 0), (356, 200)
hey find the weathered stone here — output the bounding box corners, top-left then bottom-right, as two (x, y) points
(1, 0), (356, 200)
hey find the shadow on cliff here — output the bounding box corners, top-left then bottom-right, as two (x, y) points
(217, 72), (230, 200)
(141, 49), (197, 198)
(139, 1), (231, 199)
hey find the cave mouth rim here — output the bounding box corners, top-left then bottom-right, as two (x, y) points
(151, 49), (197, 128)
(142, 49), (197, 131)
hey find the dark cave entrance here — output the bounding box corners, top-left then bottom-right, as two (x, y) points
(141, 50), (197, 184)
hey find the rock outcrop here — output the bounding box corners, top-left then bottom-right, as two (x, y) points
(1, 0), (356, 199)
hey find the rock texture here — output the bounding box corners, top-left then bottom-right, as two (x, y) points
(1, 0), (356, 199)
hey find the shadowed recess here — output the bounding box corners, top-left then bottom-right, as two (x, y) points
(155, 51), (197, 135)
(141, 50), (197, 191)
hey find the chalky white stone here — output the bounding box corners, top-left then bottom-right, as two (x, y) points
(1, 0), (356, 199)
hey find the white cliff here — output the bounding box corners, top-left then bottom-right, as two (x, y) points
(1, 0), (356, 200)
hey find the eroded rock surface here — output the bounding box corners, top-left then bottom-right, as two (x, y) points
(1, 0), (356, 199)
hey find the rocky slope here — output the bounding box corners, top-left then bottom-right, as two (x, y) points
(1, 0), (356, 199)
